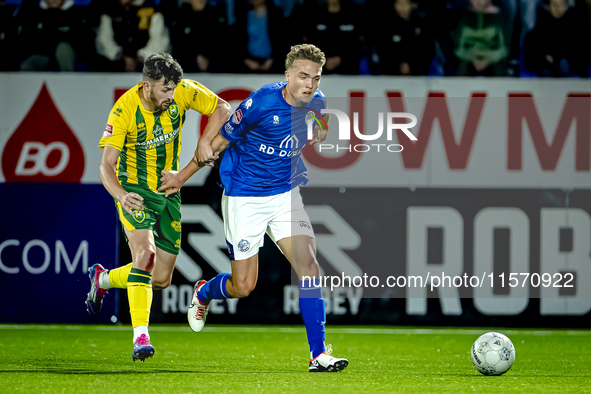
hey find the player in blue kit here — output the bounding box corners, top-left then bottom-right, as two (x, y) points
(159, 44), (348, 372)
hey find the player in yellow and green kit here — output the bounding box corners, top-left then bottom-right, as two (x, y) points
(85, 52), (231, 362)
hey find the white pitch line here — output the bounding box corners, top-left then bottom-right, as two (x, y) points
(0, 325), (589, 336)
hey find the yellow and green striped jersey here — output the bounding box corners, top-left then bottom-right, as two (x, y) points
(99, 79), (218, 192)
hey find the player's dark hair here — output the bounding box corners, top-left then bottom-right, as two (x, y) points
(143, 52), (183, 86)
(285, 44), (326, 70)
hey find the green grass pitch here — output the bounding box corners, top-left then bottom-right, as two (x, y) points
(0, 325), (589, 393)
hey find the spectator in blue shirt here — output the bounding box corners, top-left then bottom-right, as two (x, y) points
(234, 0), (289, 73)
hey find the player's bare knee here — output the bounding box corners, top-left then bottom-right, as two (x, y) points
(152, 270), (173, 289)
(152, 277), (171, 290)
(308, 258), (320, 273)
(299, 257), (319, 277)
(234, 281), (256, 298)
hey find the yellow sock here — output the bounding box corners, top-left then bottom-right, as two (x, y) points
(127, 268), (153, 328)
(108, 263), (133, 288)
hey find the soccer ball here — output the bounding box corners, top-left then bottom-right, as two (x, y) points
(470, 332), (515, 376)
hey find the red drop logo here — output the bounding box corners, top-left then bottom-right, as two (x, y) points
(2, 83), (85, 182)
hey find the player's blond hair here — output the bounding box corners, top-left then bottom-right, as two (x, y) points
(285, 44), (326, 70)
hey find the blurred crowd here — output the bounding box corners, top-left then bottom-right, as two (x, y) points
(1, 0), (590, 77)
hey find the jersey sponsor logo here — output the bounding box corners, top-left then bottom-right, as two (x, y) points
(171, 221), (181, 232)
(136, 128), (179, 150)
(1, 84), (85, 182)
(238, 239), (250, 253)
(132, 209), (145, 223)
(104, 124), (113, 137)
(273, 115), (280, 124)
(232, 109), (243, 124)
(280, 134), (299, 149)
(259, 144), (302, 157)
(245, 98), (253, 109)
(112, 108), (123, 117)
(168, 104), (180, 120)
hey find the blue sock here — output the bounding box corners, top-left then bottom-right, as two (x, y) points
(299, 278), (326, 359)
(197, 273), (232, 304)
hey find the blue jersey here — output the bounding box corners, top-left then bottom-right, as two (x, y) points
(219, 81), (327, 197)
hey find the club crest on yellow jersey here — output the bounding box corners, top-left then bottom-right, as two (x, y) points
(168, 104), (180, 120)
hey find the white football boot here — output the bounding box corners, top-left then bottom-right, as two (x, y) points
(309, 344), (349, 372)
(187, 280), (209, 332)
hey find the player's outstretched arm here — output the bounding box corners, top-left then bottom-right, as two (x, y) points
(195, 98), (231, 163)
(210, 132), (230, 154)
(158, 132), (230, 197)
(158, 99), (231, 197)
(99, 146), (144, 215)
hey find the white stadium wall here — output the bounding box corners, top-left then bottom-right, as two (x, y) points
(1, 73), (590, 188)
(0, 73), (590, 325)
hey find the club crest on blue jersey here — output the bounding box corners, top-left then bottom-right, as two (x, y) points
(224, 122), (233, 134)
(238, 239), (250, 252)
